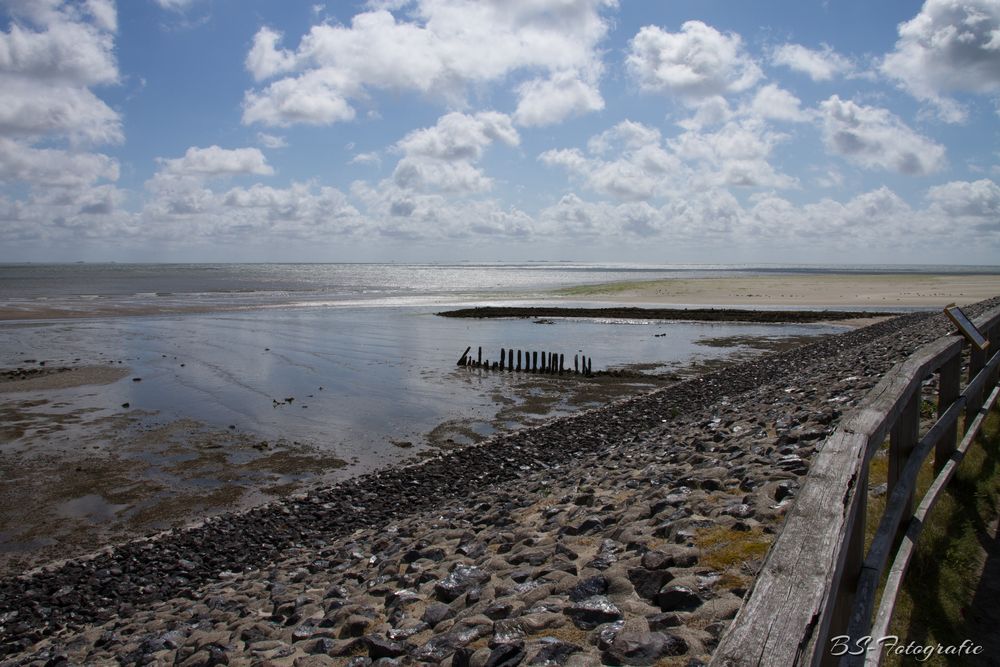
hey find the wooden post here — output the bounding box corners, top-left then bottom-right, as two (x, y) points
(966, 341), (987, 433)
(500, 348), (505, 371)
(516, 349), (521, 371)
(888, 390), (920, 541)
(559, 353), (564, 374)
(574, 354), (579, 374)
(825, 465), (868, 666)
(532, 351), (537, 372)
(935, 354), (961, 472)
(457, 346), (471, 366)
(477, 347), (482, 367)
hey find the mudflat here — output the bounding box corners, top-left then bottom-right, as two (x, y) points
(556, 273), (1000, 307)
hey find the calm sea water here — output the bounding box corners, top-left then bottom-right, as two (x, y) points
(2, 262), (991, 474)
(1, 262), (997, 313)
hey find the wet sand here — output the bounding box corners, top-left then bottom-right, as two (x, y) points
(556, 273), (1000, 308)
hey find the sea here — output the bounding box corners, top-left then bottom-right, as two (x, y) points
(1, 262), (995, 470)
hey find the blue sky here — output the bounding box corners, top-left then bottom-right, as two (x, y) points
(1, 0), (998, 264)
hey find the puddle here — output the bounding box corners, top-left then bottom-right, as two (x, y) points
(56, 494), (129, 523)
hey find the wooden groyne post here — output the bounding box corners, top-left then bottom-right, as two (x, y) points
(457, 345), (594, 377)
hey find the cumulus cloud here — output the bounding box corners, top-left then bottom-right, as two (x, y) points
(882, 0), (1000, 122)
(256, 132), (288, 149)
(153, 0), (199, 11)
(926, 178), (1000, 222)
(391, 111), (519, 193)
(245, 26), (297, 81)
(0, 137), (118, 187)
(818, 96), (946, 175)
(350, 152), (381, 167)
(771, 43), (854, 81)
(242, 0), (614, 127)
(540, 121), (681, 201)
(750, 84), (809, 122)
(158, 146), (275, 178)
(541, 116), (795, 200)
(625, 21), (762, 102)
(514, 71), (605, 126)
(0, 0), (122, 232)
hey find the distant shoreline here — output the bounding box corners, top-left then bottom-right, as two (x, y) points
(553, 273), (1000, 308)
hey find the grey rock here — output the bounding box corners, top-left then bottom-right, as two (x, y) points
(564, 596), (622, 630)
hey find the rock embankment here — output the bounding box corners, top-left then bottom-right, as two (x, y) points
(436, 306), (892, 324)
(2, 298), (997, 666)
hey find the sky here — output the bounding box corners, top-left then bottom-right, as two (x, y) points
(0, 0), (999, 265)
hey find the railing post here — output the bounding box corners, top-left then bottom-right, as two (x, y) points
(966, 342), (987, 433)
(826, 464), (869, 666)
(935, 354), (962, 472)
(888, 390), (920, 532)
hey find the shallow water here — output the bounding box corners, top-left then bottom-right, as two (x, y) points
(1, 303), (843, 471)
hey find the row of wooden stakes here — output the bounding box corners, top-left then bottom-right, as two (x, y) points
(456, 346), (593, 376)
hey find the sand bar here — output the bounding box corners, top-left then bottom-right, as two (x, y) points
(556, 273), (1000, 308)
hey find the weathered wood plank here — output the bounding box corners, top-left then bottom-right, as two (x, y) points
(865, 382), (1000, 666)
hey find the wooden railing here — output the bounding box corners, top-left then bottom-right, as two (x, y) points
(711, 305), (1000, 667)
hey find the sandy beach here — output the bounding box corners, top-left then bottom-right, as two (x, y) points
(557, 273), (1000, 308)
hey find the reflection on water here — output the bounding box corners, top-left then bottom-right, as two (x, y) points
(56, 494), (128, 523)
(0, 304), (843, 469)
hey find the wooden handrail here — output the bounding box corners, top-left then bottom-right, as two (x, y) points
(711, 304), (1000, 667)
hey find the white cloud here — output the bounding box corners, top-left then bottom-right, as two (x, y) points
(391, 111), (518, 193)
(882, 0), (1000, 122)
(541, 116), (795, 200)
(818, 95), (946, 175)
(350, 152), (381, 167)
(242, 0), (614, 126)
(771, 43), (853, 81)
(926, 178), (1000, 222)
(245, 27), (297, 81)
(153, 0), (198, 11)
(514, 71), (605, 126)
(625, 21), (762, 102)
(158, 146), (275, 178)
(256, 132), (288, 149)
(0, 0), (121, 232)
(243, 68), (357, 126)
(750, 84), (808, 122)
(0, 77), (122, 144)
(0, 16), (117, 85)
(671, 119), (797, 189)
(0, 137), (118, 187)
(540, 121), (682, 201)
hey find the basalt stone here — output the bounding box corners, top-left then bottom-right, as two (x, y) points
(491, 619), (526, 646)
(412, 635), (460, 663)
(646, 612), (682, 631)
(603, 631), (688, 665)
(451, 646), (475, 667)
(653, 587), (703, 612)
(627, 568), (673, 600)
(421, 602), (454, 628)
(364, 635), (408, 660)
(435, 566), (491, 602)
(595, 621), (625, 651)
(308, 638), (339, 655)
(528, 639), (582, 665)
(484, 642), (526, 667)
(774, 481), (797, 501)
(568, 576), (608, 602)
(564, 596), (622, 630)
